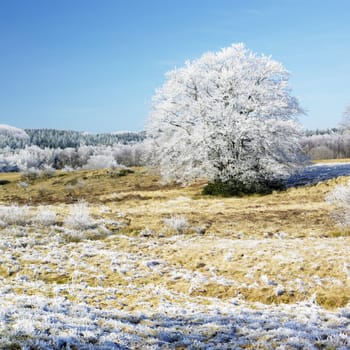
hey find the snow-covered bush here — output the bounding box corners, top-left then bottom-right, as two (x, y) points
(20, 165), (55, 181)
(40, 165), (56, 177)
(113, 143), (147, 167)
(34, 207), (57, 226)
(20, 167), (41, 181)
(64, 201), (97, 230)
(0, 205), (32, 226)
(326, 180), (350, 227)
(82, 154), (118, 170)
(14, 146), (57, 171)
(163, 216), (189, 234)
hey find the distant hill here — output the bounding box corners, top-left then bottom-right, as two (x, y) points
(0, 126), (145, 149)
(0, 124), (30, 149)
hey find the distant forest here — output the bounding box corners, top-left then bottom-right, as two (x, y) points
(17, 128), (350, 160)
(0, 128), (147, 172)
(302, 128), (350, 160)
(0, 128), (145, 149)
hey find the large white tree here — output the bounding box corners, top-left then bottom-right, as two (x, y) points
(146, 44), (305, 194)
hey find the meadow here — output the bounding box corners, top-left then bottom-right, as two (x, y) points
(0, 167), (349, 349)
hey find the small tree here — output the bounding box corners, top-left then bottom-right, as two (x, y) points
(326, 180), (350, 227)
(339, 103), (350, 130)
(146, 44), (305, 194)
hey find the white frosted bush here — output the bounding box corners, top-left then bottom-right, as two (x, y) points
(17, 181), (29, 189)
(82, 154), (118, 170)
(22, 165), (56, 180)
(15, 146), (56, 171)
(40, 165), (56, 177)
(0, 205), (32, 226)
(163, 216), (189, 234)
(64, 202), (97, 230)
(326, 180), (350, 227)
(34, 207), (57, 226)
(21, 167), (41, 180)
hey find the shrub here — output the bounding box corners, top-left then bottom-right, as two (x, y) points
(0, 205), (32, 226)
(21, 168), (40, 181)
(203, 178), (285, 197)
(34, 207), (57, 226)
(111, 168), (135, 177)
(163, 216), (189, 234)
(82, 155), (118, 170)
(17, 181), (29, 189)
(64, 201), (97, 230)
(326, 180), (350, 227)
(40, 165), (56, 178)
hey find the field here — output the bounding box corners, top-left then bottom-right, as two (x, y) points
(0, 167), (349, 349)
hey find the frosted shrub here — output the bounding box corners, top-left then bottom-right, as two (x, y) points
(21, 167), (56, 183)
(62, 165), (74, 172)
(326, 180), (350, 227)
(34, 207), (57, 226)
(64, 201), (97, 229)
(40, 165), (56, 178)
(163, 216), (189, 234)
(82, 154), (118, 170)
(16, 146), (56, 171)
(0, 205), (32, 226)
(21, 167), (41, 181)
(17, 181), (29, 189)
(139, 228), (155, 237)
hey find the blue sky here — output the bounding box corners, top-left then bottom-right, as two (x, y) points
(0, 0), (349, 133)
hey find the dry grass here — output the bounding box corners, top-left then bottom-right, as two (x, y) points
(313, 158), (350, 164)
(0, 167), (349, 310)
(0, 167), (344, 237)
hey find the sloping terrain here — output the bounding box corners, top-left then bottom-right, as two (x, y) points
(0, 167), (349, 348)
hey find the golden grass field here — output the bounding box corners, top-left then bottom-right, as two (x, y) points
(0, 166), (349, 312)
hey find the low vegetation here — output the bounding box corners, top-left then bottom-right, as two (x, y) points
(0, 166), (349, 348)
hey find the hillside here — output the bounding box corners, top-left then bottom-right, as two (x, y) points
(0, 168), (349, 348)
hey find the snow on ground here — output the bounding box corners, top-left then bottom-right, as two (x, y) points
(0, 204), (349, 349)
(287, 163), (350, 187)
(1, 290), (350, 349)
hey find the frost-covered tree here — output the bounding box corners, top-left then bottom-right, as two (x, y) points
(345, 103), (350, 116)
(339, 103), (350, 130)
(146, 43), (305, 194)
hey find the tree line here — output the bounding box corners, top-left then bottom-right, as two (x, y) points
(301, 128), (350, 160)
(0, 127), (145, 149)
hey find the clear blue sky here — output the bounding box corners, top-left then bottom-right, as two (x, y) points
(0, 0), (349, 133)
